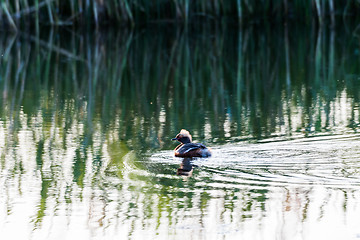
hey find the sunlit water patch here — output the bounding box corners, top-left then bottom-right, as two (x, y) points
(146, 134), (360, 239)
(150, 134), (360, 189)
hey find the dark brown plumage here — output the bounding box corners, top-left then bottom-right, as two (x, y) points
(172, 129), (211, 158)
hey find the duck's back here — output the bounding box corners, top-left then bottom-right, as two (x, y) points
(175, 143), (211, 158)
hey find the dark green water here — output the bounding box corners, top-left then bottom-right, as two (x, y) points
(1, 23), (360, 239)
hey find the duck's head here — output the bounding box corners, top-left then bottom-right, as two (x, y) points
(172, 129), (192, 144)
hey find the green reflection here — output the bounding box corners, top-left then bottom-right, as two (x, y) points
(1, 24), (360, 147)
(0, 21), (360, 238)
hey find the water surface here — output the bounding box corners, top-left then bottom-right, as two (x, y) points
(1, 23), (360, 239)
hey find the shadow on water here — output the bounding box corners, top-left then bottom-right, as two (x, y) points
(1, 21), (360, 239)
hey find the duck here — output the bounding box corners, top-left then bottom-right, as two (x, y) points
(171, 129), (211, 158)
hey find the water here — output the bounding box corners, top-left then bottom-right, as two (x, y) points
(1, 22), (360, 239)
(148, 135), (360, 239)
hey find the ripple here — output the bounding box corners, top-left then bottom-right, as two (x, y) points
(149, 134), (360, 189)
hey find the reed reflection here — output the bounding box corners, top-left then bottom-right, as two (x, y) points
(1, 25), (360, 148)
(0, 22), (360, 239)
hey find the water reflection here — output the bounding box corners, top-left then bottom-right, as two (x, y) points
(1, 22), (360, 239)
(176, 158), (194, 176)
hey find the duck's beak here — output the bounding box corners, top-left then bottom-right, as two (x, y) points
(171, 138), (177, 141)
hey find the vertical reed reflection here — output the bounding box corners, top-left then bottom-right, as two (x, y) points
(0, 22), (360, 239)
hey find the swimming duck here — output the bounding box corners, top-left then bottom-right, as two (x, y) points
(171, 129), (211, 157)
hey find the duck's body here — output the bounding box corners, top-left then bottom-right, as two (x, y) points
(172, 129), (211, 158)
(174, 142), (211, 157)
